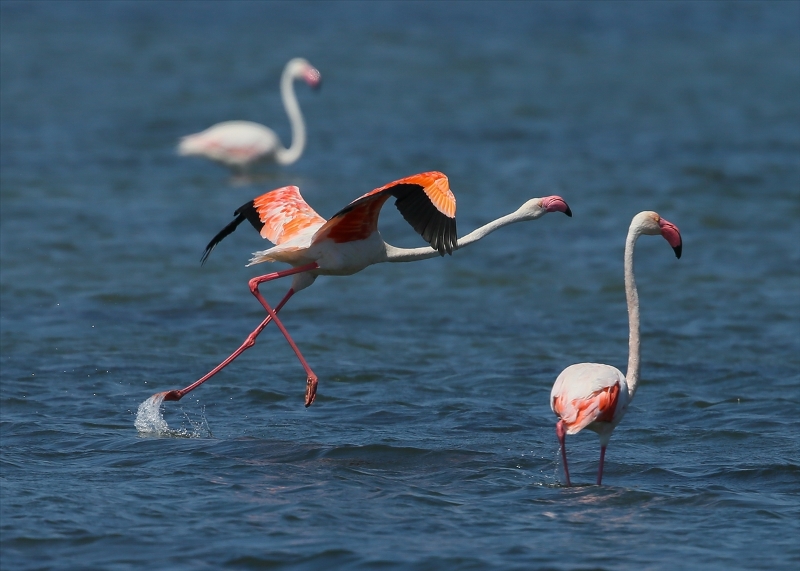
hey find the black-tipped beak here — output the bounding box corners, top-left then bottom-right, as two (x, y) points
(542, 196), (571, 217)
(659, 218), (682, 260)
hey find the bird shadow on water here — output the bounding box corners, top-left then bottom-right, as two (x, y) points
(134, 393), (213, 438)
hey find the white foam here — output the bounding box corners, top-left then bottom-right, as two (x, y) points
(134, 393), (170, 434)
(135, 393), (212, 438)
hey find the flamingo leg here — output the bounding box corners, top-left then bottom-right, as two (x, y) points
(160, 262), (318, 404)
(248, 262), (320, 407)
(162, 289), (296, 402)
(597, 445), (607, 485)
(556, 420), (571, 486)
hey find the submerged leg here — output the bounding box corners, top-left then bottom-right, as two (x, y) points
(556, 420), (571, 486)
(248, 263), (320, 407)
(597, 445), (607, 485)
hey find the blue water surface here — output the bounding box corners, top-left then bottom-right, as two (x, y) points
(2, 2), (799, 570)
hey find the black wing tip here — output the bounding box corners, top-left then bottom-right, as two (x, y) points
(200, 200), (263, 266)
(391, 184), (458, 256)
(200, 224), (233, 266)
(438, 216), (457, 256)
(448, 218), (458, 255)
(235, 200), (265, 232)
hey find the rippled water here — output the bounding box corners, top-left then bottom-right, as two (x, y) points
(2, 2), (799, 570)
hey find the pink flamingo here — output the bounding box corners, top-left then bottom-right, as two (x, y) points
(177, 58), (321, 173)
(550, 211), (682, 486)
(151, 171), (572, 407)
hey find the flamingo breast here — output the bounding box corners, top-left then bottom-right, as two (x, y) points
(310, 232), (388, 275)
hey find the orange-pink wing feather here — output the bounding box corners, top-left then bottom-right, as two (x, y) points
(312, 171), (458, 255)
(201, 185), (326, 264)
(552, 382), (621, 435)
(251, 186), (326, 245)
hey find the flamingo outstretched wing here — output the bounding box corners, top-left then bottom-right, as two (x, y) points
(201, 185), (325, 264)
(313, 171), (458, 255)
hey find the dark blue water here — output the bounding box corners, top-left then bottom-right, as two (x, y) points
(2, 2), (799, 569)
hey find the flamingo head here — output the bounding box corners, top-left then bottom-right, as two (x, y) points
(516, 196), (572, 221)
(287, 58), (322, 90)
(304, 66), (322, 90)
(634, 211), (682, 259)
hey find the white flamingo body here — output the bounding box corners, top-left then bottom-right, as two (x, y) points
(178, 58), (321, 172)
(178, 121), (281, 169)
(155, 172), (572, 408)
(551, 363), (629, 444)
(551, 211), (682, 486)
(251, 230), (390, 279)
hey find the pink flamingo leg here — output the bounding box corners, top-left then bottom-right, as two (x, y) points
(556, 420), (571, 486)
(161, 289), (295, 402)
(597, 445), (607, 485)
(247, 264), (319, 407)
(159, 262), (318, 404)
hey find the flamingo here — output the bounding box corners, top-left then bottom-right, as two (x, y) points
(177, 58), (321, 174)
(150, 171), (572, 408)
(550, 211), (682, 486)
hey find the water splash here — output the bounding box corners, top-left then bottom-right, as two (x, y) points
(134, 393), (169, 434)
(134, 393), (212, 438)
(179, 406), (213, 438)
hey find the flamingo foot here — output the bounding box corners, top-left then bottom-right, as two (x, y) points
(304, 375), (318, 407)
(160, 390), (184, 402)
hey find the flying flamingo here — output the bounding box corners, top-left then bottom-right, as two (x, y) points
(550, 211), (682, 486)
(177, 58), (321, 174)
(150, 171), (572, 408)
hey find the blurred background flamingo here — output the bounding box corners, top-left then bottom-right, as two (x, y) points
(177, 57), (321, 175)
(550, 210), (682, 486)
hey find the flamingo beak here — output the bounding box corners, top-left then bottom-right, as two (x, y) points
(542, 196), (572, 217)
(659, 218), (682, 259)
(305, 67), (322, 90)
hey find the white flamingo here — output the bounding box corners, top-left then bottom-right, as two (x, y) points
(148, 171), (572, 408)
(550, 211), (682, 486)
(177, 58), (321, 174)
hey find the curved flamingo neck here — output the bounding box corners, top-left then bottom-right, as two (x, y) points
(275, 66), (306, 165)
(624, 222), (643, 399)
(457, 210), (525, 249)
(384, 209), (529, 263)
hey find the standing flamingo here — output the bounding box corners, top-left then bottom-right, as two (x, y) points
(550, 211), (682, 486)
(177, 58), (321, 174)
(150, 171), (572, 408)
